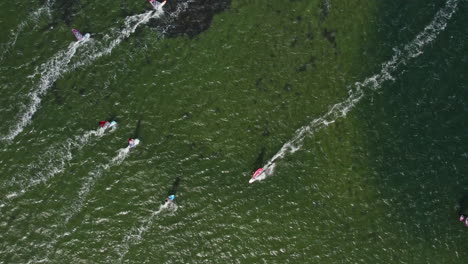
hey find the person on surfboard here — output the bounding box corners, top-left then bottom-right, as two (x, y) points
(249, 168), (264, 183)
(72, 29), (90, 41)
(165, 194), (175, 203)
(460, 214), (468, 226)
(128, 138), (140, 149)
(99, 121), (117, 129)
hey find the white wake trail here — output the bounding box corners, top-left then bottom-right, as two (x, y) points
(65, 146), (133, 224)
(0, 0), (56, 61)
(69, 7), (165, 70)
(2, 125), (115, 201)
(25, 145), (137, 264)
(255, 0), (460, 182)
(1, 38), (90, 141)
(1, 7), (166, 142)
(116, 202), (178, 263)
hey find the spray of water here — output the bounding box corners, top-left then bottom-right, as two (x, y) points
(253, 0), (460, 183)
(2, 125), (116, 201)
(116, 202), (178, 263)
(0, 0), (56, 62)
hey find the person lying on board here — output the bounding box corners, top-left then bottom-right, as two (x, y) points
(128, 138), (140, 149)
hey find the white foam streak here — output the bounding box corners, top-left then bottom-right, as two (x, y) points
(27, 146), (135, 264)
(2, 1), (192, 142)
(3, 127), (113, 200)
(257, 0), (459, 182)
(116, 202), (177, 263)
(0, 0), (56, 61)
(158, 0), (195, 35)
(65, 147), (132, 223)
(70, 9), (164, 70)
(1, 39), (89, 141)
(1, 9), (163, 142)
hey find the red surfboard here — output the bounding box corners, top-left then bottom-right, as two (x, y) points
(249, 168), (264, 183)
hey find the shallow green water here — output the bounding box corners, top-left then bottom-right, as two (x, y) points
(0, 0), (466, 263)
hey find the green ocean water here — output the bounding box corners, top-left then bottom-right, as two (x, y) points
(0, 0), (466, 263)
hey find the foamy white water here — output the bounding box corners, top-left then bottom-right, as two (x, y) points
(158, 0), (195, 34)
(24, 143), (137, 264)
(116, 202), (178, 263)
(1, 6), (166, 142)
(1, 1), (194, 142)
(65, 145), (134, 223)
(1, 38), (90, 141)
(0, 0), (56, 61)
(3, 125), (116, 201)
(254, 0), (459, 183)
(69, 8), (165, 70)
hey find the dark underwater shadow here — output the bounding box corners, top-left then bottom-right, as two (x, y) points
(458, 195), (468, 215)
(252, 147), (266, 173)
(167, 176), (181, 196)
(132, 119), (142, 139)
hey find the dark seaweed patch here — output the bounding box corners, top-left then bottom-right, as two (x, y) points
(39, 22), (59, 33)
(182, 112), (192, 119)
